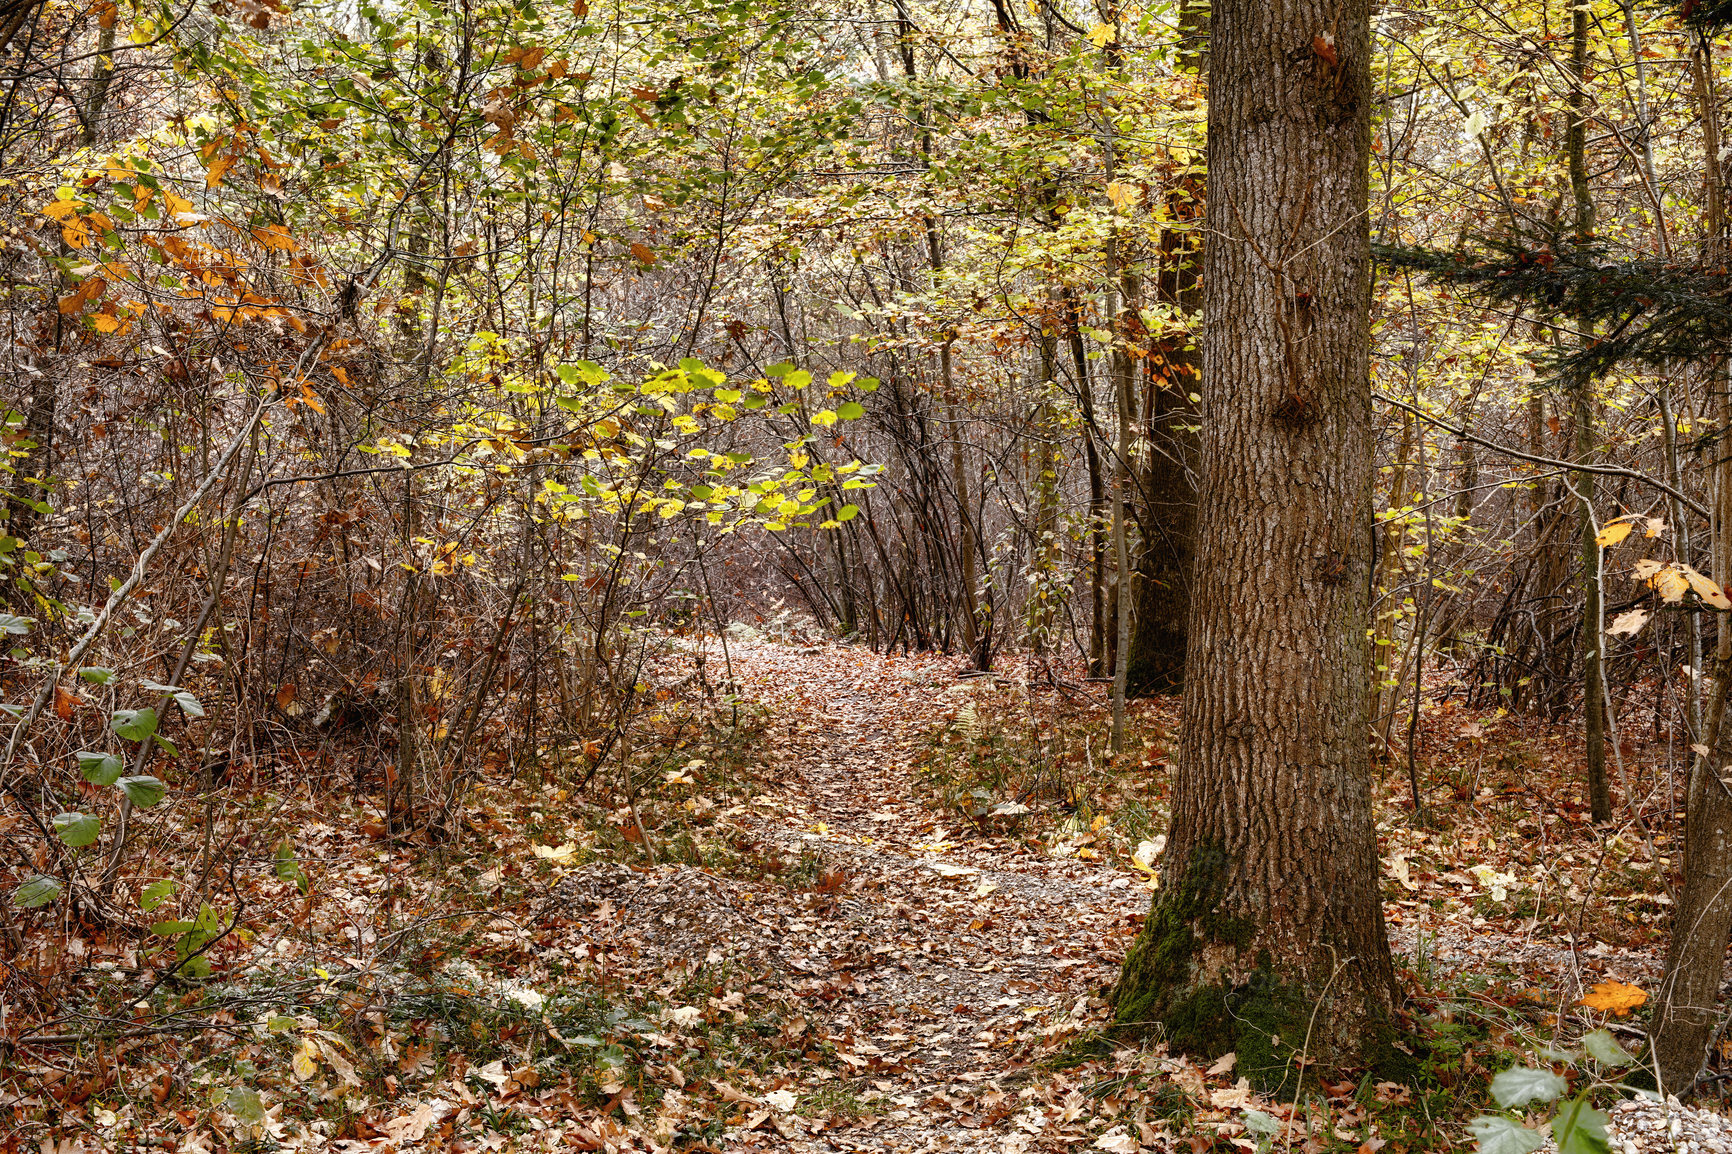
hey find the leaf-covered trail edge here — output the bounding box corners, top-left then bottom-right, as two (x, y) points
(666, 637), (1675, 1152)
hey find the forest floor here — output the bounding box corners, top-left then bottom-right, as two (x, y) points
(0, 634), (1717, 1153)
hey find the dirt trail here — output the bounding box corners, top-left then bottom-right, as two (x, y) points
(558, 639), (1673, 1151)
(548, 638), (1153, 1149)
(705, 639), (1144, 1150)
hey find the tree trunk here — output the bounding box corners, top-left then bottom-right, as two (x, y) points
(1651, 36), (1732, 1093)
(1124, 0), (1203, 698)
(1113, 0), (1400, 1086)
(1565, 1), (1610, 824)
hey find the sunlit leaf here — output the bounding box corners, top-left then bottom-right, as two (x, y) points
(1594, 520), (1633, 548)
(1579, 980), (1646, 1016)
(1554, 1095), (1610, 1154)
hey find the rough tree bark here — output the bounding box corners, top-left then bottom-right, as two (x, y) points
(1112, 0), (1401, 1087)
(1650, 31), (1732, 1098)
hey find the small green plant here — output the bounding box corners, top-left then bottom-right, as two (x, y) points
(12, 670), (193, 909)
(1468, 1027), (1640, 1154)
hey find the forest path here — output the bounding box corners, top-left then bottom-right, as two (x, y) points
(563, 638), (1671, 1150)
(719, 638), (1147, 1152)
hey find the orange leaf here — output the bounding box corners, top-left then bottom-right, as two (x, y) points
(275, 683), (297, 709)
(1579, 980), (1645, 1016)
(206, 154), (235, 189)
(54, 685), (76, 721)
(629, 242), (656, 265)
(252, 224), (296, 252)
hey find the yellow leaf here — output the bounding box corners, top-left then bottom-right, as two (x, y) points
(1087, 21), (1114, 46)
(1105, 181), (1142, 211)
(292, 1038), (320, 1079)
(1649, 565), (1691, 604)
(61, 219), (90, 249)
(1594, 520), (1634, 548)
(91, 312), (125, 333)
(1683, 565), (1732, 610)
(1579, 980), (1645, 1016)
(532, 842), (578, 862)
(43, 199), (81, 222)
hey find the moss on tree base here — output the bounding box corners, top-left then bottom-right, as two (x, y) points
(1112, 841), (1413, 1095)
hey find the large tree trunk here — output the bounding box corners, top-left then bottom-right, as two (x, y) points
(1113, 0), (1399, 1086)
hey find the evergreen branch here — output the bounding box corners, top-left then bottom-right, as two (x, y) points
(1374, 241), (1732, 382)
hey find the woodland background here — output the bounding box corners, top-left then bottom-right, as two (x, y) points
(2, 0), (1731, 1150)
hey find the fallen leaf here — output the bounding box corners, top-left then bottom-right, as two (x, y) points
(1580, 980), (1646, 1016)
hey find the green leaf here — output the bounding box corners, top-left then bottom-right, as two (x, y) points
(1581, 1028), (1634, 1067)
(118, 775), (167, 808)
(14, 874), (60, 908)
(1489, 1067), (1568, 1110)
(78, 750), (124, 785)
(1554, 1095), (1611, 1154)
(140, 879), (176, 911)
(0, 613), (32, 634)
(77, 666), (115, 685)
(275, 841), (310, 895)
(225, 1086), (265, 1124)
(53, 811), (100, 847)
(266, 1014), (298, 1033)
(836, 503), (859, 522)
(1468, 1116), (1546, 1154)
(143, 681), (205, 718)
(152, 919), (195, 935)
(1242, 1110), (1281, 1136)
(111, 707), (158, 741)
(838, 401), (865, 420)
